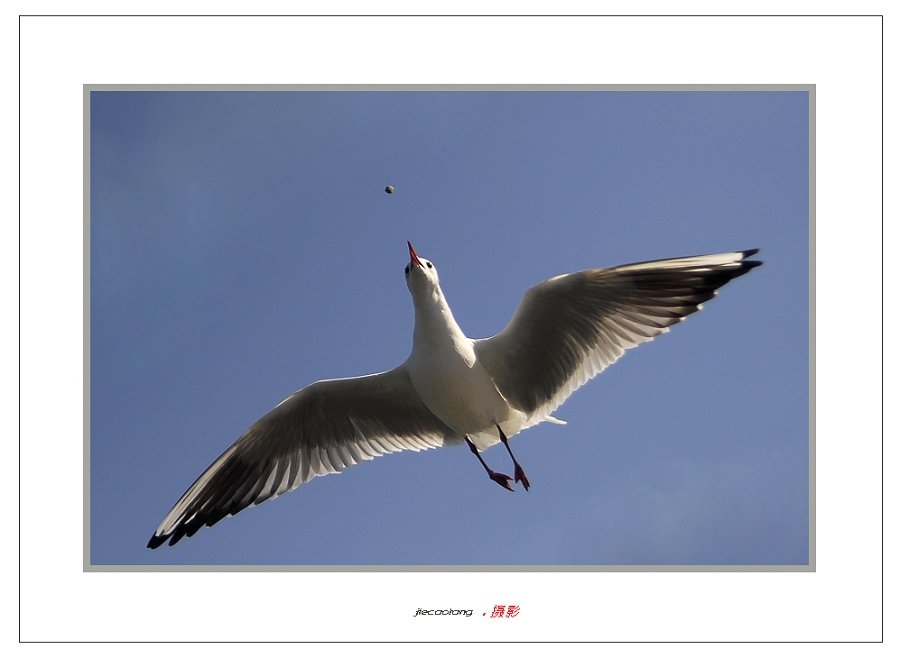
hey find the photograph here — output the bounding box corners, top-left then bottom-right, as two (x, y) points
(89, 88), (810, 567)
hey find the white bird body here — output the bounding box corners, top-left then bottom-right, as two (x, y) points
(148, 243), (761, 548)
(404, 248), (514, 447)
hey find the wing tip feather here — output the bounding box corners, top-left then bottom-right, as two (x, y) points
(147, 534), (166, 549)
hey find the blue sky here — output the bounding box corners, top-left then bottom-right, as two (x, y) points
(90, 90), (809, 566)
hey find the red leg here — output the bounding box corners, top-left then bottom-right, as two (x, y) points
(466, 437), (513, 491)
(498, 425), (530, 491)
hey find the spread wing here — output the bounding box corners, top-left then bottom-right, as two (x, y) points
(148, 366), (460, 548)
(474, 250), (761, 429)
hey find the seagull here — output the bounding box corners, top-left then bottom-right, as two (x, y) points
(148, 242), (761, 548)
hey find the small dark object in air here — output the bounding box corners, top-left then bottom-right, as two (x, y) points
(385, 186), (394, 194)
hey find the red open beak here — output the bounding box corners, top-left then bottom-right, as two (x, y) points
(407, 241), (423, 268)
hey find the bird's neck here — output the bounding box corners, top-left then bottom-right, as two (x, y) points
(411, 288), (472, 358)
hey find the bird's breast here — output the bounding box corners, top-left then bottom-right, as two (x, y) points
(407, 343), (510, 436)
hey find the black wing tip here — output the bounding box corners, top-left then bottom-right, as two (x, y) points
(147, 534), (167, 550)
(741, 247), (761, 263)
(148, 529), (188, 549)
(738, 248), (763, 272)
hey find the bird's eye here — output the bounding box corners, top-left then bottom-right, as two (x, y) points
(404, 265), (410, 276)
(426, 262), (433, 269)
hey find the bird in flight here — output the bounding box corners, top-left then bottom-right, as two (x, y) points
(148, 242), (761, 548)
